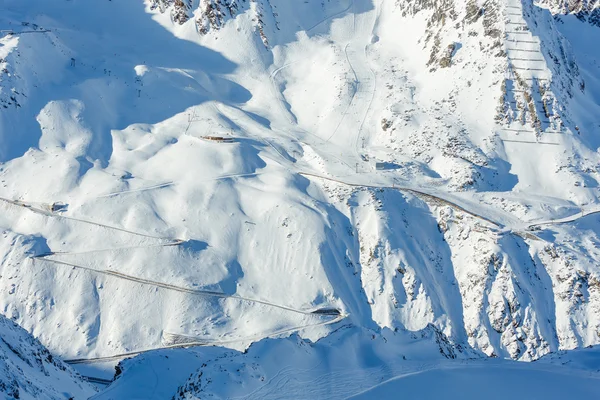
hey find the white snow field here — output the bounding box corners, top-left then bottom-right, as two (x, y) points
(90, 328), (600, 399)
(1, 0), (600, 397)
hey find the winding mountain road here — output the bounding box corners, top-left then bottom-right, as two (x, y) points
(32, 256), (344, 318)
(0, 196), (180, 242)
(64, 313), (347, 365)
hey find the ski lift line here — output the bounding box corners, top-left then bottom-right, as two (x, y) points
(33, 257), (341, 317)
(95, 172), (265, 199)
(501, 128), (537, 134)
(94, 181), (176, 198)
(501, 130), (565, 136)
(505, 31), (532, 35)
(1, 29), (51, 35)
(64, 314), (347, 365)
(502, 128), (533, 132)
(324, 43), (358, 143)
(501, 128), (563, 134)
(510, 91), (550, 94)
(505, 21), (528, 25)
(505, 76), (550, 82)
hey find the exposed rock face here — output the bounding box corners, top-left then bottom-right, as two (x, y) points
(537, 0), (600, 13)
(195, 0), (241, 34)
(149, 0), (274, 46)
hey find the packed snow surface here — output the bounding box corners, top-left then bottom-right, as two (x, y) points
(1, 0), (600, 397)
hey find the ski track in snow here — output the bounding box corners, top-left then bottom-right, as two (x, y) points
(325, 0), (378, 170)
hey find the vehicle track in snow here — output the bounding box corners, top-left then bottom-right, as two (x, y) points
(266, 4), (361, 172)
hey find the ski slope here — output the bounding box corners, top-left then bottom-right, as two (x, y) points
(91, 327), (600, 399)
(1, 0), (600, 397)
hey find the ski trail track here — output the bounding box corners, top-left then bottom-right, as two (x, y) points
(325, 0), (377, 167)
(266, 2), (361, 173)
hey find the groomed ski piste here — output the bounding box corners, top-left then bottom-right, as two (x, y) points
(1, 0), (600, 397)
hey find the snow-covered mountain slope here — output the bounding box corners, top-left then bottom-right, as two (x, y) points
(0, 314), (95, 399)
(1, 0), (600, 395)
(90, 329), (600, 399)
